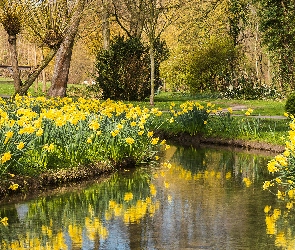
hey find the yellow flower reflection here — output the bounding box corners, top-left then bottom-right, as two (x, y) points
(9, 183), (19, 191)
(243, 177), (252, 187)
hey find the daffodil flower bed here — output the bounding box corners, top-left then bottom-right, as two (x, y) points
(167, 100), (262, 138)
(0, 95), (167, 177)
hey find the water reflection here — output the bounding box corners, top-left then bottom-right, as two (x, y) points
(0, 145), (287, 249)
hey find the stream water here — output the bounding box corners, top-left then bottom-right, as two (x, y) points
(0, 145), (293, 250)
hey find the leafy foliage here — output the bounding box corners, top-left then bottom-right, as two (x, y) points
(228, 0), (249, 46)
(186, 37), (236, 93)
(258, 0), (295, 89)
(0, 3), (22, 37)
(285, 93), (295, 115)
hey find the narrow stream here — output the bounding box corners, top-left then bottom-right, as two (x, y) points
(0, 145), (292, 249)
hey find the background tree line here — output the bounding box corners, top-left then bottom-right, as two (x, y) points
(0, 0), (294, 100)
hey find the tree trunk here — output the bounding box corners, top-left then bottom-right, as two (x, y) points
(102, 1), (110, 50)
(47, 41), (74, 97)
(8, 34), (22, 93)
(149, 43), (155, 106)
(41, 49), (47, 93)
(34, 44), (38, 93)
(47, 0), (86, 97)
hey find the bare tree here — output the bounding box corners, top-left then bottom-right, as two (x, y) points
(112, 0), (145, 38)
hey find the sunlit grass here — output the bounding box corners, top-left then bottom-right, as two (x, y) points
(0, 79), (83, 97)
(0, 78), (14, 96)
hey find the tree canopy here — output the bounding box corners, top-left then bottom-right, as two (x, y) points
(0, 0), (294, 98)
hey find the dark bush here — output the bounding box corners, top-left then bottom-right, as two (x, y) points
(90, 36), (168, 101)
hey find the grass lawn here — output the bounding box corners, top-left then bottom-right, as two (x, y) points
(150, 92), (286, 117)
(0, 77), (15, 96)
(0, 78), (84, 97)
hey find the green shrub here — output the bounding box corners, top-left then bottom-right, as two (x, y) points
(186, 37), (236, 93)
(285, 93), (295, 115)
(91, 36), (168, 101)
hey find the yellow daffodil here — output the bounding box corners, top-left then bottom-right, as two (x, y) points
(264, 205), (271, 213)
(111, 130), (119, 137)
(267, 160), (279, 173)
(9, 183), (19, 190)
(286, 202), (293, 210)
(263, 181), (273, 190)
(147, 131), (154, 137)
(89, 120), (100, 130)
(36, 128), (43, 136)
(43, 144), (54, 152)
(16, 142), (25, 150)
(125, 137), (135, 145)
(1, 152), (12, 164)
(138, 130), (144, 136)
(151, 137), (159, 145)
(225, 172), (231, 180)
(117, 124), (123, 129)
(124, 192), (133, 201)
(4, 131), (13, 144)
(243, 177), (252, 187)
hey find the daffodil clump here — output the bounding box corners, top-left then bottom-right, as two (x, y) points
(169, 101), (221, 135)
(0, 95), (167, 176)
(263, 117), (295, 205)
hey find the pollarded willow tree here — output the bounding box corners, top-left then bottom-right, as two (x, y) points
(18, 0), (68, 96)
(0, 0), (67, 96)
(0, 0), (94, 97)
(0, 0), (23, 93)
